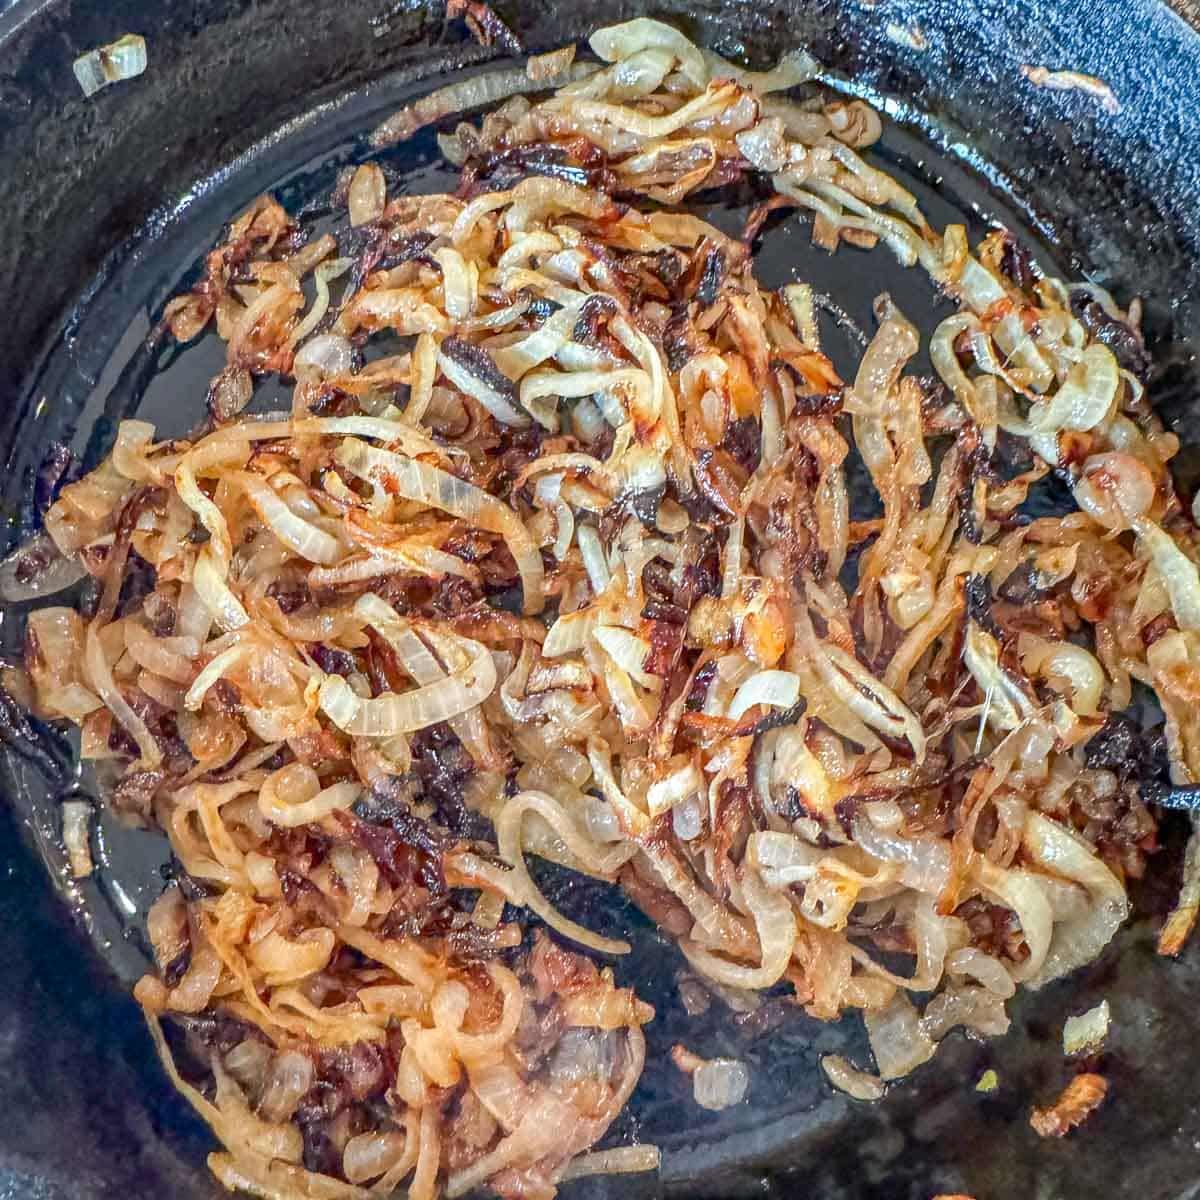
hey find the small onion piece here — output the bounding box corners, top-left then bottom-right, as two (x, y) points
(343, 1131), (409, 1184)
(348, 163), (387, 228)
(1063, 999), (1110, 1057)
(577, 525), (611, 595)
(61, 799), (95, 878)
(864, 992), (935, 1080)
(561, 1145), (661, 1182)
(528, 45), (577, 83)
(85, 619), (162, 766)
(294, 333), (356, 382)
(258, 765), (362, 828)
(258, 1050), (316, 1123)
(692, 1057), (749, 1110)
(73, 33), (147, 97)
(1134, 519), (1200, 631)
(1074, 452), (1156, 531)
(590, 18), (708, 89)
(821, 1054), (885, 1101)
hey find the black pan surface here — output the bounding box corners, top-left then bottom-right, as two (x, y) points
(1, 2), (1199, 1197)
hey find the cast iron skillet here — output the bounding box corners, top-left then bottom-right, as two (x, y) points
(1, 1), (1199, 1197)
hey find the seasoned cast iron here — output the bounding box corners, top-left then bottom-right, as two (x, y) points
(0, 1), (1199, 1197)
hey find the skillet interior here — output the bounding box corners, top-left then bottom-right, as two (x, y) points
(1, 1), (1199, 1196)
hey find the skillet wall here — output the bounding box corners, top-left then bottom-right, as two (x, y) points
(0, 1), (1198, 1198)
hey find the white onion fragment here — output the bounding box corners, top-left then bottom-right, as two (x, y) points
(61, 800), (95, 878)
(1063, 999), (1110, 1057)
(74, 34), (147, 98)
(821, 1055), (886, 1101)
(692, 1058), (750, 1110)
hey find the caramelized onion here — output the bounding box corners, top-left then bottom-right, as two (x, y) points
(12, 22), (1174, 1199)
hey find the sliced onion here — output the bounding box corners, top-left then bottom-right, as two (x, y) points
(166, 940), (223, 1014)
(946, 947), (1016, 999)
(1019, 636), (1104, 715)
(258, 1050), (316, 1123)
(371, 64), (595, 149)
(577, 525), (611, 595)
(726, 670), (800, 721)
(920, 985), (1010, 1041)
(236, 472), (342, 565)
(438, 339), (528, 426)
(335, 437), (545, 613)
(1021, 810), (1127, 988)
(348, 163), (386, 228)
(1134, 519), (1200, 630)
(646, 761), (703, 818)
(496, 790), (632, 954)
(864, 992), (935, 1080)
(176, 440), (251, 630)
(594, 626), (657, 689)
(248, 927), (336, 986)
(1028, 343), (1119, 432)
(491, 298), (588, 381)
(124, 623), (200, 685)
(343, 1131), (409, 1184)
(177, 581), (215, 645)
(44, 682), (103, 721)
(405, 332), (440, 427)
(561, 1145), (661, 1182)
(292, 415), (447, 461)
(1074, 452), (1155, 531)
(259, 766), (361, 828)
(111, 419), (160, 482)
(469, 1062), (529, 1133)
(543, 608), (599, 657)
(319, 637), (496, 736)
(85, 619), (162, 766)
(672, 793), (704, 841)
(520, 367), (652, 432)
(682, 865), (795, 989)
(433, 247), (474, 322)
(584, 796), (623, 843)
(184, 644), (249, 712)
(852, 818), (951, 895)
(224, 1040), (271, 1092)
(973, 857), (1054, 984)
(590, 18), (708, 89)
